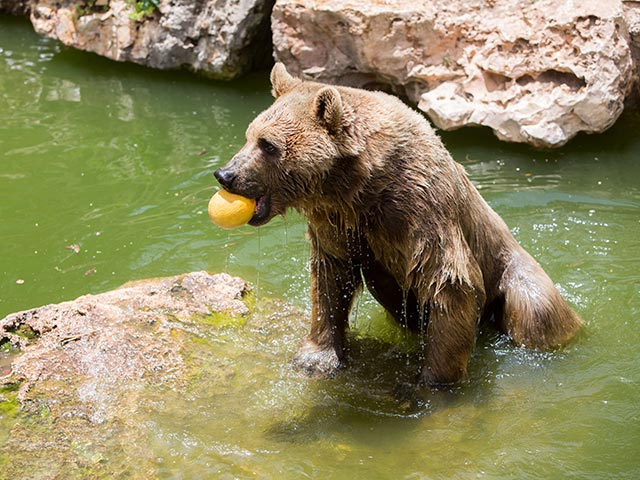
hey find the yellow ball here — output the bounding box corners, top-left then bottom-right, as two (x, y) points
(207, 190), (256, 229)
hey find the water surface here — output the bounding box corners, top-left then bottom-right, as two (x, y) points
(1, 15), (639, 479)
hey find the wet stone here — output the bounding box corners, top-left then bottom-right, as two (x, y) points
(0, 271), (291, 478)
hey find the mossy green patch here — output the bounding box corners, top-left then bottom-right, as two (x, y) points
(0, 394), (19, 418)
(0, 381), (21, 419)
(0, 340), (13, 354)
(0, 386), (20, 450)
(74, 0), (109, 19)
(128, 0), (160, 22)
(0, 381), (20, 393)
(196, 290), (255, 329)
(6, 323), (37, 341)
(199, 311), (248, 329)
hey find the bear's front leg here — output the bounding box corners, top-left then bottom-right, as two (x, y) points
(293, 233), (361, 377)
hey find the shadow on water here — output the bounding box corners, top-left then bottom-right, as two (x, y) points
(264, 326), (526, 445)
(440, 109), (640, 157)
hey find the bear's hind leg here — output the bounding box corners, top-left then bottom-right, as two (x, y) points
(420, 280), (485, 386)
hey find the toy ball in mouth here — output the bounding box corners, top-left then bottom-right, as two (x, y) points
(207, 190), (256, 229)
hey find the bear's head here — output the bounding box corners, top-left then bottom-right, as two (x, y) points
(214, 63), (352, 226)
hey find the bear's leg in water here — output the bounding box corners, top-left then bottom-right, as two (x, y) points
(292, 237), (362, 376)
(420, 275), (486, 386)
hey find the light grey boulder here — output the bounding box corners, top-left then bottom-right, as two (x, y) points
(26, 0), (274, 80)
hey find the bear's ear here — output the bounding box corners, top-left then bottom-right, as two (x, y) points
(270, 62), (301, 98)
(314, 87), (343, 134)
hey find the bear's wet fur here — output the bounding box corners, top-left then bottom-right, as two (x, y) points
(214, 63), (583, 385)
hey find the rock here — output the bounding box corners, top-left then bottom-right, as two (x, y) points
(273, 0), (636, 147)
(26, 0), (275, 80)
(0, 271), (250, 421)
(0, 271), (308, 477)
(623, 0), (640, 105)
(0, 0), (29, 15)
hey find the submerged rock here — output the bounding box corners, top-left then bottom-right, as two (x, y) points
(23, 0), (274, 80)
(0, 271), (259, 476)
(0, 271), (250, 416)
(273, 0), (636, 147)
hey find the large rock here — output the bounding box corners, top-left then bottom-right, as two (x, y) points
(26, 0), (275, 80)
(0, 271), (310, 477)
(273, 0), (636, 147)
(1, 272), (251, 412)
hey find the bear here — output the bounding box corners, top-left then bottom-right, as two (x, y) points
(214, 63), (583, 386)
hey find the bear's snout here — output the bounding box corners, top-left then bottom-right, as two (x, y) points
(214, 167), (237, 191)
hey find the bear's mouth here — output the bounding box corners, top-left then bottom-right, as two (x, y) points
(248, 193), (272, 227)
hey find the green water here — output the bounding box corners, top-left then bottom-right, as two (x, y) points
(1, 15), (639, 479)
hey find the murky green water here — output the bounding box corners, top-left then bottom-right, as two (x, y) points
(1, 15), (639, 479)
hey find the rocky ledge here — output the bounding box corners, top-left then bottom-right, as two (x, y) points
(274, 0), (640, 148)
(2, 0), (639, 147)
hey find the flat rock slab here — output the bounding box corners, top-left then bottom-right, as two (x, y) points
(273, 0), (636, 147)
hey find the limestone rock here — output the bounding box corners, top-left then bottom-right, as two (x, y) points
(0, 271), (307, 477)
(273, 0), (635, 147)
(0, 271), (250, 420)
(27, 0), (274, 80)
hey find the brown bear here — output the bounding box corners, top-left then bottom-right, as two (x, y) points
(214, 63), (583, 385)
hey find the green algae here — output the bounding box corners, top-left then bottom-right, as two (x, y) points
(198, 310), (248, 329)
(6, 323), (38, 341)
(0, 340), (12, 354)
(0, 388), (19, 418)
(197, 289), (256, 329)
(0, 383), (21, 467)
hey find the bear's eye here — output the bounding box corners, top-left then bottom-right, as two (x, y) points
(258, 138), (279, 156)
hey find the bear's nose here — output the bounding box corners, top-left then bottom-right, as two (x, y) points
(214, 168), (237, 190)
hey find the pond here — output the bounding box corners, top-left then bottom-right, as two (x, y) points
(1, 14), (639, 480)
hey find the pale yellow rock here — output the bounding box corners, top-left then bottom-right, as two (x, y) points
(208, 190), (256, 229)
